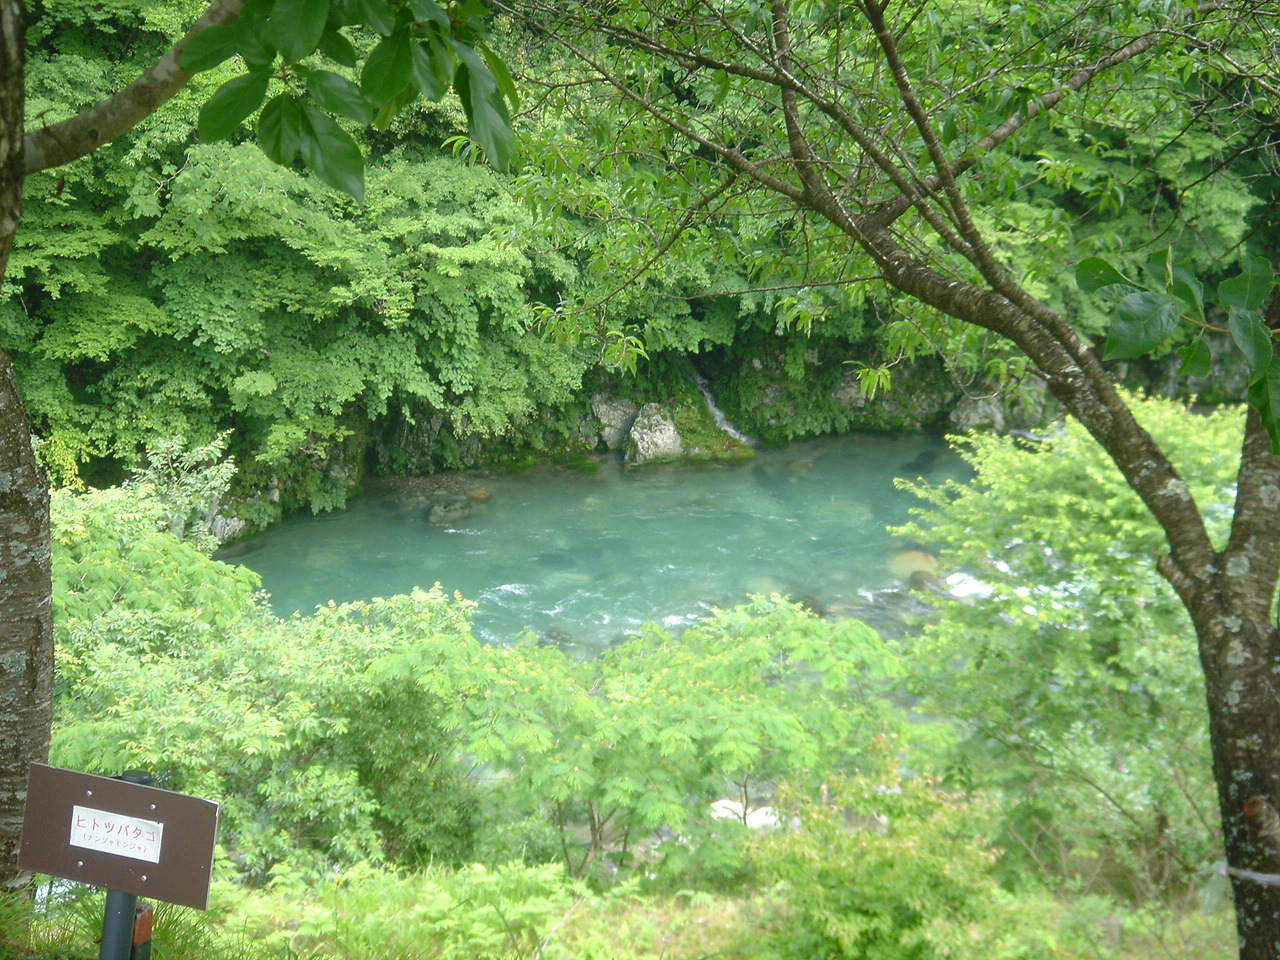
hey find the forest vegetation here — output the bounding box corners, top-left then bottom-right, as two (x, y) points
(1, 0), (1280, 956)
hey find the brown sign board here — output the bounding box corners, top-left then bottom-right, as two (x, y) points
(18, 764), (219, 910)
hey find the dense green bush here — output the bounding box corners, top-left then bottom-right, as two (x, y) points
(894, 393), (1236, 895)
(747, 762), (1006, 960)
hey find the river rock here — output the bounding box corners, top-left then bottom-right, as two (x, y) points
(592, 394), (641, 450)
(625, 403), (684, 465)
(208, 512), (247, 544)
(948, 392), (1006, 433)
(429, 500), (473, 524)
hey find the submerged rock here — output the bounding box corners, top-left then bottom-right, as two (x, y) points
(428, 500), (473, 524)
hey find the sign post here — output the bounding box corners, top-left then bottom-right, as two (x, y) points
(18, 764), (219, 959)
(97, 771), (152, 960)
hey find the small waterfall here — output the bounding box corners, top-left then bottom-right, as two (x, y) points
(694, 373), (755, 445)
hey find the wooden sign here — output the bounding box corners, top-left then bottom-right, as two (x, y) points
(18, 764), (219, 910)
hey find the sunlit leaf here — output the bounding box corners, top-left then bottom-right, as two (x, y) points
(198, 71), (271, 142)
(1103, 291), (1179, 359)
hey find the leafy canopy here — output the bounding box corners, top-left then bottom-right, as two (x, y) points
(179, 0), (518, 200)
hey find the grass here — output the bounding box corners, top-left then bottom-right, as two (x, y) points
(0, 870), (1239, 960)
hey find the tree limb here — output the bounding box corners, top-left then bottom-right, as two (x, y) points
(23, 0), (244, 175)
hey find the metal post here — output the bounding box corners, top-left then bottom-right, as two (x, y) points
(98, 772), (152, 960)
(98, 889), (137, 960)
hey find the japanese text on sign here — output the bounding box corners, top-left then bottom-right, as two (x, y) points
(69, 806), (164, 864)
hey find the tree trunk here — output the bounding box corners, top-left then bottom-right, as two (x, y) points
(0, 0), (53, 891)
(1193, 594), (1280, 958)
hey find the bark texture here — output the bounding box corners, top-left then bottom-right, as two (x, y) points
(0, 0), (53, 892)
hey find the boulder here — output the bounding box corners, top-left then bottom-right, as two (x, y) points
(592, 394), (641, 450)
(625, 403), (684, 465)
(208, 513), (247, 544)
(948, 392), (1006, 433)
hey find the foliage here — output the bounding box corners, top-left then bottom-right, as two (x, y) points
(1, 885), (263, 960)
(1078, 253), (1280, 448)
(746, 764), (1006, 960)
(49, 484), (260, 634)
(893, 394), (1239, 895)
(178, 0), (518, 199)
(222, 861), (583, 959)
(372, 593), (907, 880)
(49, 481), (911, 889)
(51, 584), (482, 883)
(12, 0), (1274, 496)
(126, 430), (237, 552)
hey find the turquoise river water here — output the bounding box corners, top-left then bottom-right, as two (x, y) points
(217, 432), (963, 651)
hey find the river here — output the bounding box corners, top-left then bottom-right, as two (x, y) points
(216, 432), (963, 650)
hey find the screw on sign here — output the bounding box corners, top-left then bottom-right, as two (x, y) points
(17, 764), (219, 960)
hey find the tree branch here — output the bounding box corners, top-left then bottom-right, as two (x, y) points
(23, 0), (244, 175)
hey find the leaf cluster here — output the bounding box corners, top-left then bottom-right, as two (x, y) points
(180, 0), (518, 200)
(1079, 253), (1280, 447)
(893, 394), (1239, 893)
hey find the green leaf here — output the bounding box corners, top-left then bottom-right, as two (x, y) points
(352, 0), (396, 35)
(1103, 291), (1180, 359)
(1176, 338), (1211, 378)
(454, 63), (513, 169)
(257, 93), (304, 164)
(371, 86), (417, 130)
(1076, 256), (1134, 295)
(408, 0), (450, 26)
(452, 43), (513, 169)
(410, 39), (452, 101)
(299, 104), (365, 202)
(235, 0), (277, 67)
(198, 71), (272, 142)
(1219, 256), (1274, 311)
(1248, 365), (1280, 455)
(307, 70), (371, 123)
(1228, 306), (1274, 382)
(317, 26), (357, 67)
(361, 31), (413, 107)
(271, 0), (329, 63)
(178, 24), (239, 73)
(1140, 248), (1170, 291)
(1168, 259), (1205, 323)
(480, 41), (519, 112)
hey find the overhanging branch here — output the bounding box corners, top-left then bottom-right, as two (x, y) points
(23, 0), (243, 175)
